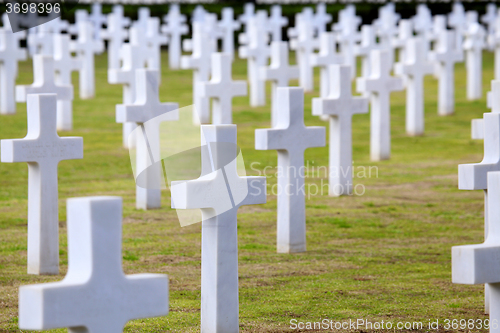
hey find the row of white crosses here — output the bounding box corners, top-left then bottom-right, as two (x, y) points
(454, 80), (500, 319)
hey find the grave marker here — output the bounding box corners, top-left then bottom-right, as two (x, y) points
(256, 87), (325, 252)
(171, 124), (266, 333)
(356, 50), (403, 161)
(19, 196), (169, 330)
(395, 37), (434, 136)
(16, 55), (74, 131)
(72, 21), (104, 99)
(89, 3), (107, 41)
(181, 22), (212, 124)
(1, 94), (83, 275)
(218, 8), (240, 61)
(312, 65), (368, 196)
(448, 2), (466, 53)
(101, 10), (129, 70)
(260, 41), (299, 127)
(430, 30), (464, 116)
(108, 41), (145, 148)
(311, 32), (344, 98)
(290, 8), (319, 92)
(354, 25), (379, 79)
(464, 22), (486, 100)
(0, 27), (26, 114)
(239, 11), (269, 107)
(162, 4), (188, 69)
(199, 53), (247, 124)
(456, 95), (500, 313)
(117, 70), (178, 209)
(269, 5), (288, 42)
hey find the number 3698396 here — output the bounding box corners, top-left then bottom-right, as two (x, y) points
(6, 2), (60, 14)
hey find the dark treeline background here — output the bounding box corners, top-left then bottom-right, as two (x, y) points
(3, 1), (498, 38)
(60, 1), (500, 30)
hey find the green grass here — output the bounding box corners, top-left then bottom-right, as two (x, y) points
(0, 50), (494, 332)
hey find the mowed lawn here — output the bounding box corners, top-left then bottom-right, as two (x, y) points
(0, 49), (494, 332)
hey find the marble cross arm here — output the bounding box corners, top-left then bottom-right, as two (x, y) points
(255, 127), (325, 151)
(1, 137), (83, 163)
(453, 170), (500, 285)
(459, 164), (499, 190)
(19, 196), (168, 331)
(259, 66), (300, 84)
(171, 173), (233, 213)
(459, 113), (500, 190)
(16, 85), (73, 103)
(312, 96), (368, 117)
(198, 81), (247, 99)
(180, 55), (199, 70)
(452, 243), (500, 284)
(116, 103), (178, 124)
(108, 69), (132, 85)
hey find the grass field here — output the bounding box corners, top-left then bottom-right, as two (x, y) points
(0, 50), (494, 332)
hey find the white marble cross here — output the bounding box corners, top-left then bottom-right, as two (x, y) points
(255, 87), (325, 252)
(375, 4), (399, 67)
(101, 8), (129, 70)
(453, 170), (500, 322)
(456, 100), (500, 315)
(482, 3), (497, 36)
(199, 53), (247, 124)
(109, 42), (145, 148)
(218, 8), (240, 61)
(311, 32), (344, 98)
(413, 4), (433, 36)
(239, 11), (269, 107)
(268, 5), (288, 42)
(333, 5), (361, 34)
(54, 34), (81, 87)
(337, 12), (362, 79)
(17, 55), (74, 131)
(260, 41), (299, 126)
(238, 2), (255, 34)
(181, 22), (212, 125)
(145, 18), (168, 78)
(89, 3), (107, 41)
(354, 25), (379, 79)
(171, 124), (266, 333)
(18, 196), (169, 331)
(448, 2), (467, 53)
(290, 8), (319, 92)
(395, 37), (434, 136)
(392, 19), (413, 64)
(464, 22), (486, 100)
(137, 7), (151, 31)
(0, 27), (26, 114)
(53, 34), (81, 131)
(472, 80), (500, 139)
(162, 4), (188, 69)
(191, 5), (206, 23)
(489, 14), (500, 81)
(430, 30), (464, 116)
(314, 3), (332, 35)
(72, 21), (104, 100)
(68, 9), (88, 36)
(312, 65), (368, 196)
(1, 94), (83, 275)
(356, 50), (404, 161)
(27, 23), (53, 56)
(116, 70), (178, 210)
